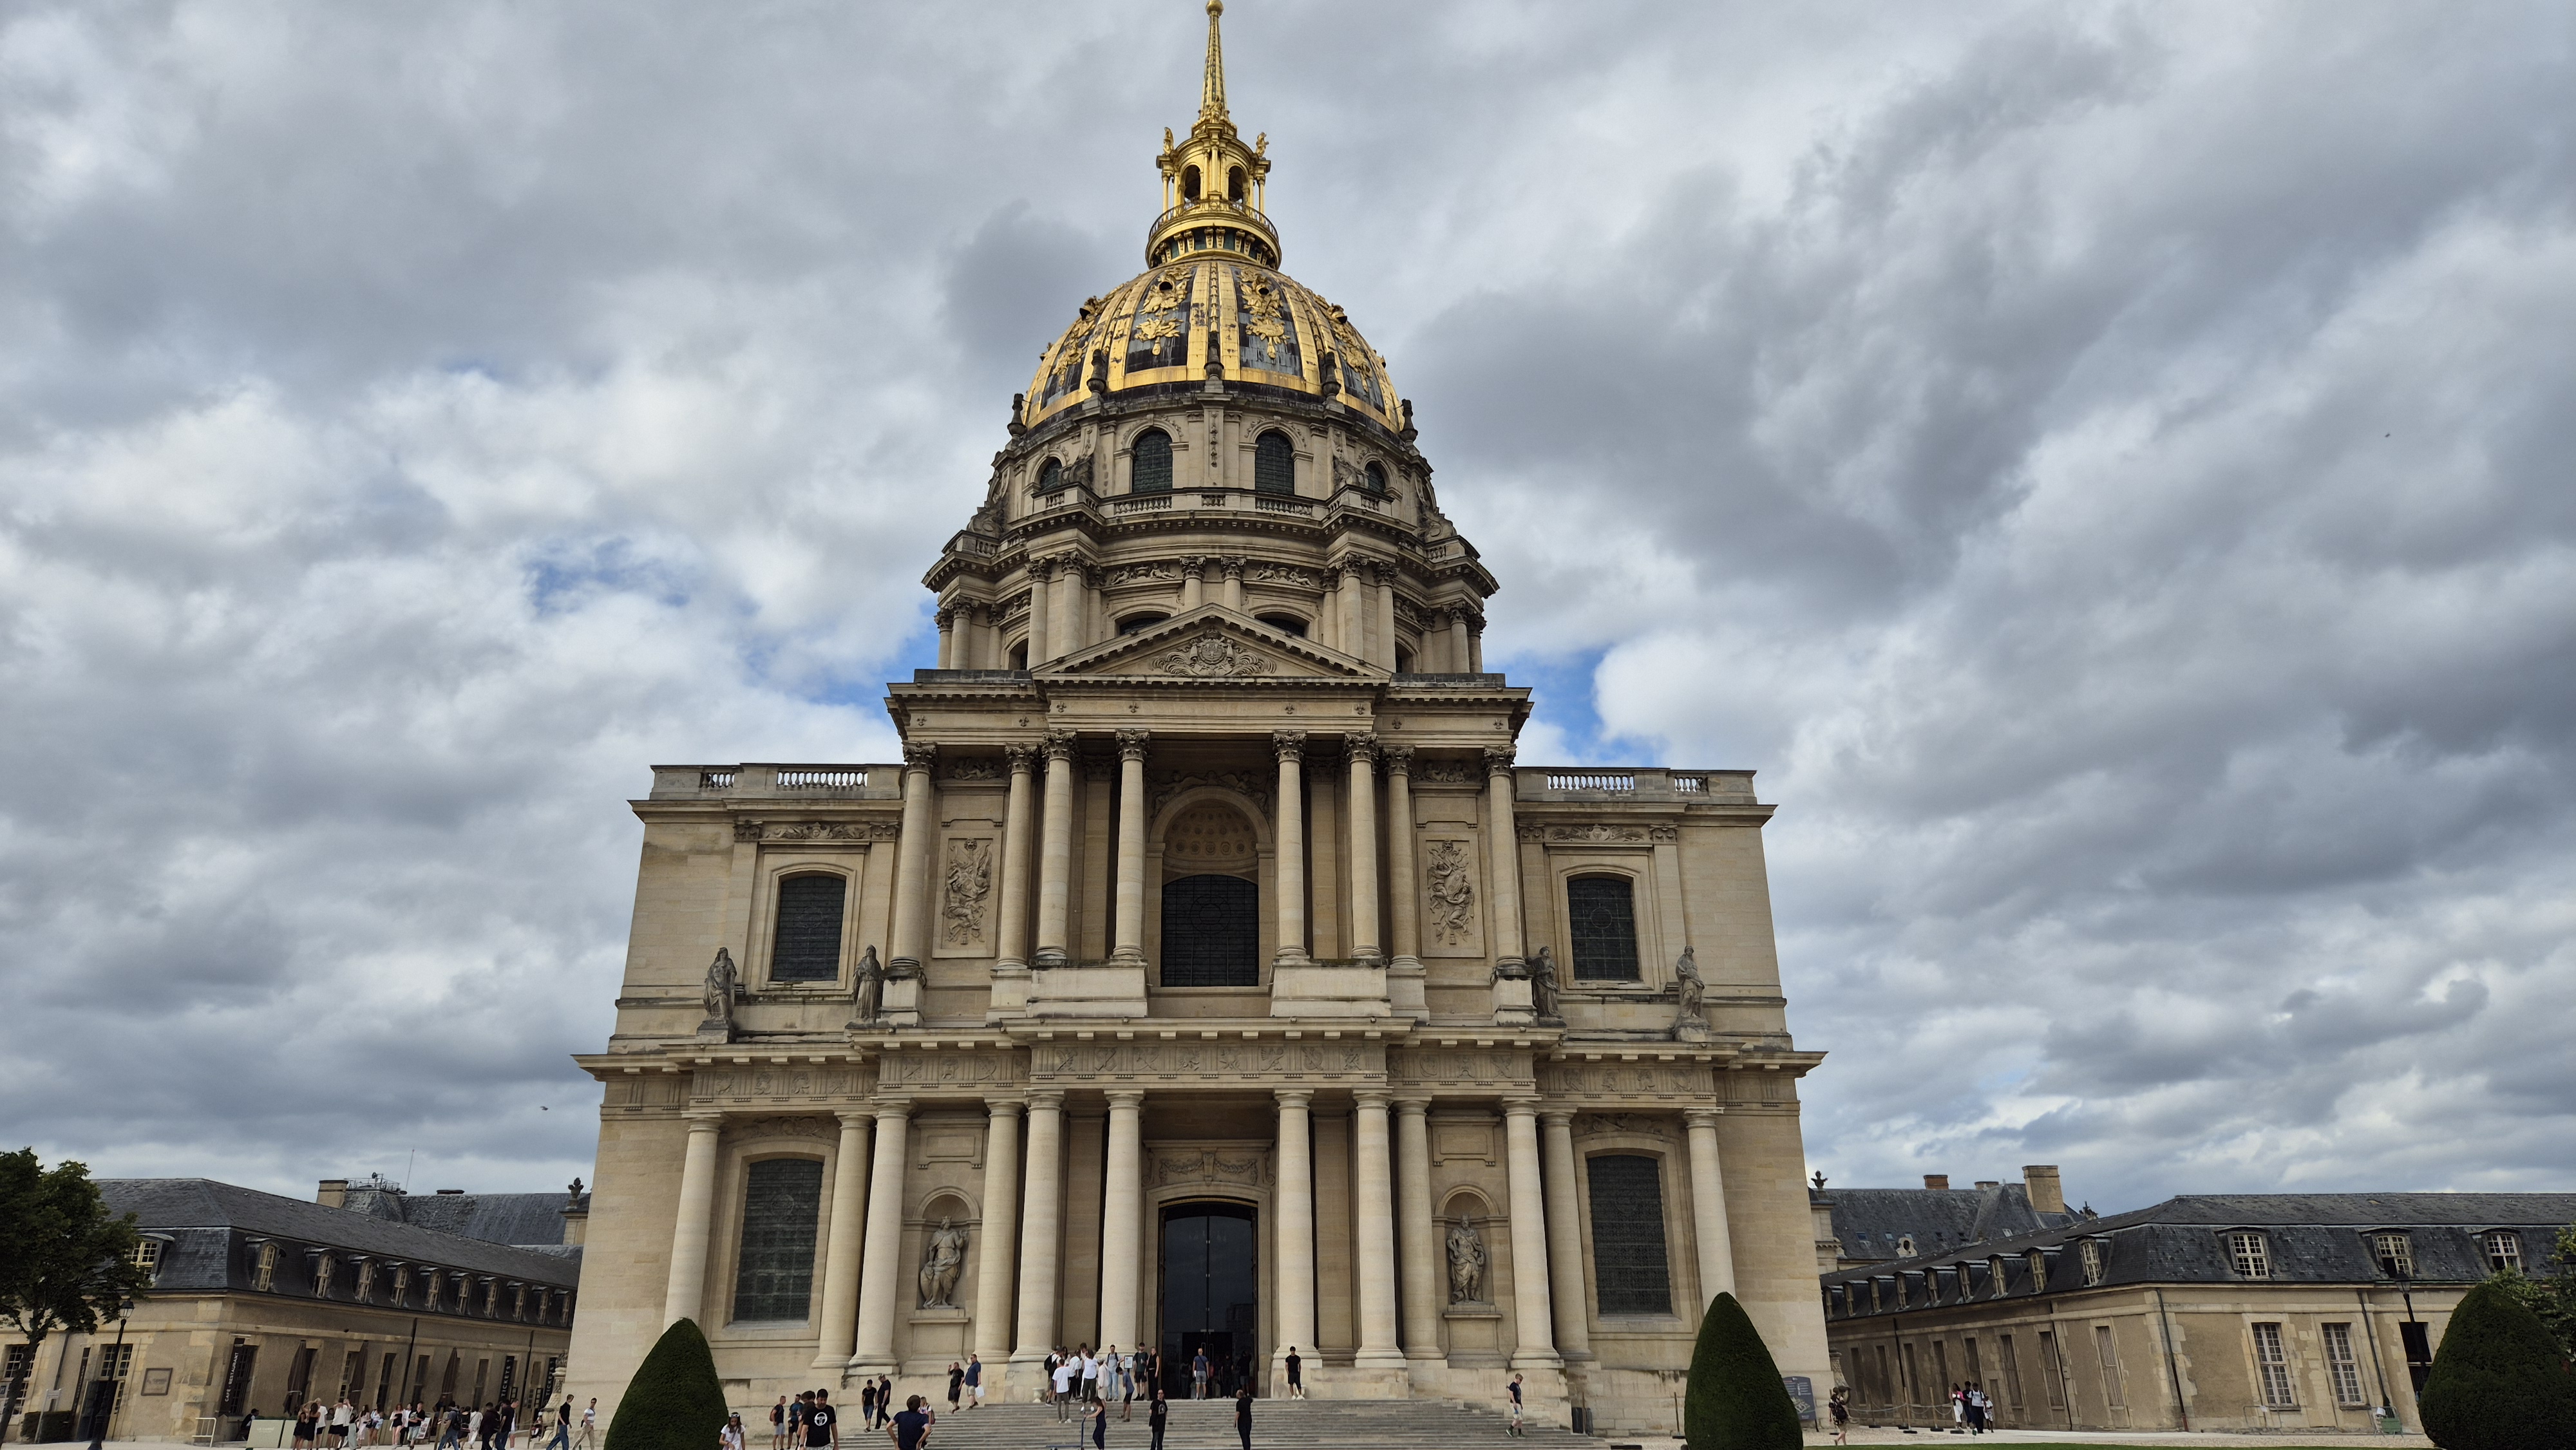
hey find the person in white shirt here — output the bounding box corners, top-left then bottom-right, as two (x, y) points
(1052, 1358), (1078, 1421)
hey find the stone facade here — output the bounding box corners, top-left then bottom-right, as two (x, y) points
(562, 6), (1829, 1436)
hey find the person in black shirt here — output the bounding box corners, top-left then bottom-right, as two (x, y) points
(886, 1396), (930, 1450)
(803, 1390), (837, 1450)
(1233, 1386), (1252, 1450)
(1146, 1390), (1168, 1450)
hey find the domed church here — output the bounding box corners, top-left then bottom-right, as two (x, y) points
(565, 4), (1829, 1434)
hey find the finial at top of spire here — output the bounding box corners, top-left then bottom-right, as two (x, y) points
(1201, 0), (1228, 122)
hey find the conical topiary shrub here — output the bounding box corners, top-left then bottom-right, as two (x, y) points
(605, 1319), (730, 1450)
(1683, 1292), (1802, 1450)
(2418, 1279), (2576, 1450)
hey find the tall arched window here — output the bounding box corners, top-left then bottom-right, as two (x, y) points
(1364, 461), (1388, 494)
(1036, 457), (1064, 493)
(770, 874), (846, 983)
(1254, 431), (1295, 494)
(1160, 874), (1260, 986)
(1227, 166), (1247, 202)
(1181, 165), (1202, 202)
(1131, 429), (1173, 492)
(732, 1158), (823, 1322)
(1587, 1154), (1672, 1313)
(1566, 875), (1641, 980)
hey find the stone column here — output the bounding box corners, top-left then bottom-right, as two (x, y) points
(1009, 1090), (1068, 1378)
(1538, 1109), (1594, 1362)
(1110, 731), (1150, 966)
(1351, 1091), (1406, 1374)
(850, 1100), (913, 1373)
(812, 1109), (876, 1368)
(1468, 617), (1485, 672)
(1221, 556), (1245, 612)
(1026, 560), (1054, 665)
(1501, 1098), (1561, 1368)
(990, 746), (1037, 1017)
(1180, 558), (1206, 611)
(1345, 735), (1381, 965)
(887, 744), (938, 976)
(1392, 1097), (1441, 1362)
(1081, 563), (1106, 650)
(1375, 570), (1397, 672)
(1272, 733), (1308, 966)
(1034, 732), (1076, 966)
(1684, 1109), (1737, 1304)
(1341, 561), (1368, 657)
(1273, 1089), (1317, 1383)
(1446, 607), (1472, 673)
(1483, 747), (1525, 970)
(934, 605), (956, 669)
(972, 1099), (1025, 1368)
(1098, 1091), (1146, 1351)
(1383, 748), (1424, 1019)
(661, 1111), (724, 1326)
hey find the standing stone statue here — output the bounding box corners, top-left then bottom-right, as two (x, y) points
(701, 948), (738, 1026)
(848, 945), (884, 1029)
(1672, 945), (1709, 1040)
(1446, 1218), (1488, 1303)
(1529, 945), (1563, 1024)
(917, 1218), (967, 1308)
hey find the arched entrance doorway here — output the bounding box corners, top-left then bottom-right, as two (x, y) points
(1159, 1201), (1258, 1398)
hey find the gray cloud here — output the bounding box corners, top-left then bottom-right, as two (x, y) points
(1, 0), (2570, 1211)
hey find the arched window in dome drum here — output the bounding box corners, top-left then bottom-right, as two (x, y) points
(1131, 429), (1173, 492)
(1254, 431), (1296, 494)
(1364, 462), (1388, 495)
(1228, 166), (1246, 202)
(1126, 270), (1195, 372)
(1231, 268), (1303, 377)
(1181, 165), (1201, 202)
(1036, 458), (1064, 493)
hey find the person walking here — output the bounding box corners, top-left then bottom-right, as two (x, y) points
(887, 1397), (931, 1450)
(1080, 1346), (1100, 1406)
(719, 1415), (745, 1450)
(802, 1389), (837, 1450)
(1117, 1350), (1135, 1422)
(876, 1380), (894, 1431)
(944, 1364), (962, 1415)
(1829, 1386), (1851, 1445)
(1506, 1375), (1524, 1436)
(1950, 1384), (1965, 1429)
(1191, 1348), (1209, 1401)
(1232, 1386), (1252, 1450)
(962, 1356), (981, 1411)
(576, 1401), (598, 1450)
(1146, 1389), (1168, 1450)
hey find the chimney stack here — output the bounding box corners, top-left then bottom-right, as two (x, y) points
(316, 1178), (350, 1209)
(1924, 1174), (1950, 1191)
(2024, 1165), (2065, 1215)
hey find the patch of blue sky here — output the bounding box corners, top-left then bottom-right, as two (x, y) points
(523, 536), (696, 617)
(1486, 645), (1659, 767)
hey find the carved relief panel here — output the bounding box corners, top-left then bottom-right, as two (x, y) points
(1418, 834), (1486, 957)
(932, 835), (996, 957)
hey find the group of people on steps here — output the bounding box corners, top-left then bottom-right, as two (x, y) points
(287, 1396), (595, 1450)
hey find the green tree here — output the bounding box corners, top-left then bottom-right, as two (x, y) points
(2417, 1277), (2576, 1450)
(2484, 1221), (2576, 1361)
(603, 1320), (728, 1450)
(1682, 1292), (1802, 1450)
(0, 1149), (152, 1447)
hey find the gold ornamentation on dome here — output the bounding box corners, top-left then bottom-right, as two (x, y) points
(1240, 278), (1287, 345)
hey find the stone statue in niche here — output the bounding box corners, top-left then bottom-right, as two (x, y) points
(1446, 1219), (1488, 1303)
(848, 945), (884, 1029)
(941, 838), (993, 946)
(1529, 945), (1563, 1024)
(1672, 945), (1710, 1040)
(701, 948), (737, 1027)
(918, 1217), (968, 1308)
(1423, 840), (1477, 946)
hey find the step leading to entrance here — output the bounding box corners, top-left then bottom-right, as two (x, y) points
(852, 1395), (1600, 1450)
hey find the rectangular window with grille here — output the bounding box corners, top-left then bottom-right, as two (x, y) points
(769, 874), (846, 983)
(2372, 1232), (2414, 1278)
(2228, 1232), (2273, 1279)
(2485, 1231), (2523, 1274)
(2322, 1323), (2367, 1406)
(2252, 1323), (2298, 1408)
(1585, 1154), (1672, 1313)
(733, 1158), (824, 1322)
(1565, 876), (1642, 981)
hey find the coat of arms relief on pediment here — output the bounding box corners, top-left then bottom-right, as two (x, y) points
(1042, 608), (1372, 681)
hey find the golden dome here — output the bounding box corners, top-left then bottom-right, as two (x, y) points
(1022, 259), (1402, 433)
(1015, 2), (1405, 438)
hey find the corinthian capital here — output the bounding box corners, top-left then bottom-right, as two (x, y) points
(1482, 744), (1517, 774)
(1042, 730), (1079, 762)
(1344, 733), (1378, 767)
(1272, 730), (1307, 762)
(1381, 744), (1414, 774)
(902, 742), (939, 771)
(1115, 729), (1151, 762)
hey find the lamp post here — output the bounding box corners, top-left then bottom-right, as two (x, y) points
(2395, 1265), (2428, 1400)
(84, 1308), (129, 1450)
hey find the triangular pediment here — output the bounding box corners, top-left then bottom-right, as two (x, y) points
(1041, 607), (1376, 681)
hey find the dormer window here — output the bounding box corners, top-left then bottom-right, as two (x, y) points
(2228, 1231), (2273, 1280)
(1989, 1256), (2009, 1298)
(1363, 461), (1388, 494)
(2371, 1232), (2413, 1279)
(1895, 1235), (1916, 1258)
(2079, 1238), (2108, 1286)
(2026, 1249), (2048, 1292)
(2485, 1230), (2524, 1274)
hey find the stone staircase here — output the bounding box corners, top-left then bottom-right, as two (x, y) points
(878, 1397), (1600, 1449)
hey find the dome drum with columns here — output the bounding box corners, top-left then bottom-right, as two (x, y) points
(564, 5), (1830, 1436)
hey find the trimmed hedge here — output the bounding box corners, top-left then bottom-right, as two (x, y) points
(1682, 1292), (1801, 1450)
(2419, 1279), (2576, 1450)
(605, 1319), (729, 1450)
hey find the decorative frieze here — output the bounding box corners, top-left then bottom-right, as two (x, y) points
(692, 1068), (865, 1102)
(1151, 1147), (1272, 1191)
(729, 1115), (837, 1142)
(1153, 634), (1273, 677)
(1412, 760), (1480, 785)
(760, 820), (902, 843)
(1386, 1049), (1533, 1088)
(873, 1053), (1027, 1090)
(1032, 1039), (1381, 1082)
(1537, 1062), (1711, 1100)
(1518, 824), (1679, 844)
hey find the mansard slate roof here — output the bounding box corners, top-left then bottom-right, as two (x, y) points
(1825, 1192), (2576, 1316)
(340, 1183), (584, 1247)
(102, 1179), (582, 1294)
(1823, 1183), (2075, 1262)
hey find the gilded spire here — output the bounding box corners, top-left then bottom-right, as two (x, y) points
(1200, 0), (1228, 123)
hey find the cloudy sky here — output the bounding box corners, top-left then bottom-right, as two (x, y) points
(4, 0), (2571, 1215)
